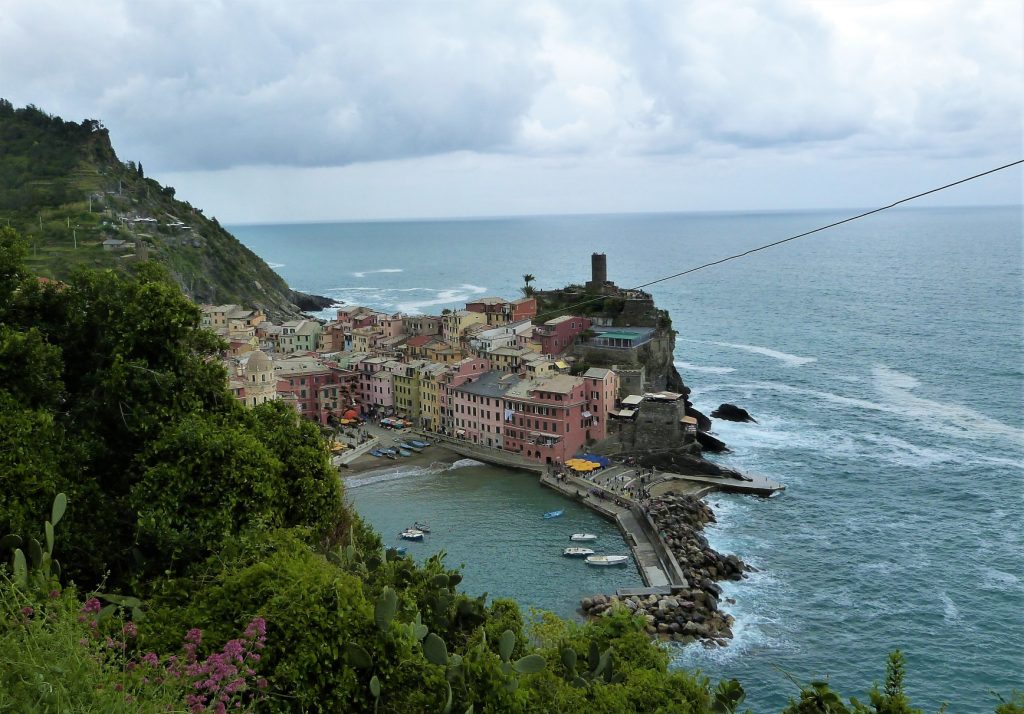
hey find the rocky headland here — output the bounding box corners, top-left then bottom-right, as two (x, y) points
(580, 494), (750, 647)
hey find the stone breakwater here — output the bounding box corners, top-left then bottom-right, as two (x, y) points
(580, 494), (749, 647)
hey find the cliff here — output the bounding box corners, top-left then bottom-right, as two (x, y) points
(0, 100), (326, 320)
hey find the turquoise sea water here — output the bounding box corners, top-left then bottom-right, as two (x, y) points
(230, 206), (1023, 712)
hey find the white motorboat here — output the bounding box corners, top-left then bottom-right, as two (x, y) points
(585, 555), (629, 566)
(563, 547), (595, 557)
(569, 533), (597, 542)
(399, 528), (425, 541)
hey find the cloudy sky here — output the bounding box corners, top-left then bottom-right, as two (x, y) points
(2, 0), (1021, 222)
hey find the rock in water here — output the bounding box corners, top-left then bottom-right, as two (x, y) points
(710, 403), (757, 423)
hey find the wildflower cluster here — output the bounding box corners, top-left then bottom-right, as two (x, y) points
(143, 617), (269, 713)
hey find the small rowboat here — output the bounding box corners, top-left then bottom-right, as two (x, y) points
(563, 547), (594, 557)
(585, 555), (629, 567)
(400, 442), (423, 452)
(409, 440), (431, 448)
(398, 449), (412, 457)
(387, 545), (407, 555)
(543, 509), (564, 519)
(569, 533), (597, 542)
(370, 449), (384, 457)
(413, 522), (432, 533)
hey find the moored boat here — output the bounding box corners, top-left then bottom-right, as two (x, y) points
(563, 547), (595, 557)
(400, 442), (423, 452)
(409, 440), (430, 448)
(413, 522), (431, 533)
(387, 545), (407, 555)
(399, 528), (425, 541)
(399, 449), (412, 457)
(585, 555), (629, 566)
(543, 509), (565, 519)
(569, 533), (597, 542)
(370, 449), (384, 457)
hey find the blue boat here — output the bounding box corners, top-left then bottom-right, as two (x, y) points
(409, 440), (430, 448)
(399, 449), (412, 457)
(400, 442), (423, 452)
(370, 449), (384, 457)
(387, 545), (407, 555)
(543, 509), (564, 519)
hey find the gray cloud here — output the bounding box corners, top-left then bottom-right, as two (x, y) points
(0, 0), (1019, 177)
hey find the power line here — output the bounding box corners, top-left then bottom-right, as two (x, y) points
(532, 159), (1023, 322)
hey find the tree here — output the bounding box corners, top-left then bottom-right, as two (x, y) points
(522, 273), (535, 288)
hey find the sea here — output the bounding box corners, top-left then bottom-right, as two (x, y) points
(230, 205), (1023, 712)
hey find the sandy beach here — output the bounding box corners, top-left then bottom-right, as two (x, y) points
(338, 427), (461, 477)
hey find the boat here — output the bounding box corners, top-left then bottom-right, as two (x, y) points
(385, 452), (397, 460)
(370, 449), (384, 457)
(387, 545), (407, 555)
(400, 442), (423, 452)
(413, 522), (431, 533)
(380, 447), (396, 455)
(569, 533), (597, 542)
(585, 555), (629, 567)
(399, 529), (425, 541)
(563, 547), (595, 557)
(409, 440), (431, 448)
(543, 509), (564, 519)
(398, 449), (412, 457)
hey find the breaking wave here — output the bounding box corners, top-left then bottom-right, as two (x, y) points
(353, 268), (404, 278)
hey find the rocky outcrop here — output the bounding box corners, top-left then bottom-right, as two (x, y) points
(289, 290), (339, 313)
(581, 494), (749, 646)
(710, 403), (757, 423)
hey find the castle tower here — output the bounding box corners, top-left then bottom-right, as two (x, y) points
(591, 252), (607, 285)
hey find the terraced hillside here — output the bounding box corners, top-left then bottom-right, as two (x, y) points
(0, 100), (324, 319)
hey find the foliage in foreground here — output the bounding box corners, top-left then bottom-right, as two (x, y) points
(1, 227), (1019, 712)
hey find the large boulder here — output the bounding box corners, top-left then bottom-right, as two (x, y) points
(710, 403), (757, 423)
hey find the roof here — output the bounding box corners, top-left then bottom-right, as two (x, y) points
(544, 315), (578, 326)
(406, 335), (433, 348)
(621, 395), (644, 406)
(583, 367), (612, 378)
(506, 373), (580, 398)
(467, 296), (509, 306)
(455, 371), (516, 399)
(644, 391), (683, 402)
(614, 408), (637, 418)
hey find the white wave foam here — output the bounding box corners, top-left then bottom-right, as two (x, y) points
(939, 592), (962, 625)
(448, 458), (483, 470)
(678, 338), (815, 367)
(981, 567), (1022, 592)
(267, 262), (285, 268)
(353, 268), (404, 278)
(397, 284), (487, 314)
(872, 365), (1024, 445)
(675, 360), (736, 375)
(344, 461), (452, 488)
(692, 376), (1024, 449)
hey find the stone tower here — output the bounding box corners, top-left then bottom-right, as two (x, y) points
(587, 252), (613, 292)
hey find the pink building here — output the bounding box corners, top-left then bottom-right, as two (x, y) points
(500, 374), (599, 464)
(439, 357), (491, 433)
(449, 371), (515, 447)
(532, 315), (591, 356)
(356, 356), (394, 414)
(511, 297), (537, 322)
(377, 313), (405, 339)
(582, 367), (619, 426)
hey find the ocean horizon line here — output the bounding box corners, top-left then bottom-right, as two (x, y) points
(224, 202), (1020, 229)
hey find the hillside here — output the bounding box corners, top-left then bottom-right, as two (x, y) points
(0, 99), (327, 319)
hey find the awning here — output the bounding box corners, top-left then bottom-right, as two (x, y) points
(456, 429), (466, 435)
(621, 395), (643, 406)
(681, 415), (697, 425)
(555, 360), (569, 369)
(614, 408), (636, 418)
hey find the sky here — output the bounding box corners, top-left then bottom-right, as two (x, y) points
(2, 0), (1021, 223)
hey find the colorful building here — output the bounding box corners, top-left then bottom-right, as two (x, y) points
(531, 315), (591, 356)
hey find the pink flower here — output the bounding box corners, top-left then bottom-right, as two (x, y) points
(185, 628), (203, 645)
(81, 598), (102, 614)
(48, 589), (60, 599)
(142, 652), (160, 667)
(244, 617), (266, 639)
(123, 621), (138, 638)
(256, 678), (268, 690)
(20, 606), (33, 617)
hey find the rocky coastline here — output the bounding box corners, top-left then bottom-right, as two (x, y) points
(580, 494), (750, 647)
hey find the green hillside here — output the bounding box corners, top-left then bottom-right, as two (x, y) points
(0, 99), (318, 319)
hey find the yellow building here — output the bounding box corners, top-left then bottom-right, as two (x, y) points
(417, 362), (448, 431)
(441, 310), (487, 347)
(393, 359), (428, 421)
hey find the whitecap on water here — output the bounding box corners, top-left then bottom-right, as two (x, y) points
(675, 360), (736, 374)
(447, 458), (484, 470)
(678, 338), (816, 367)
(344, 461), (454, 488)
(352, 268), (404, 278)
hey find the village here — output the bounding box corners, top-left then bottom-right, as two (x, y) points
(203, 254), (688, 467)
